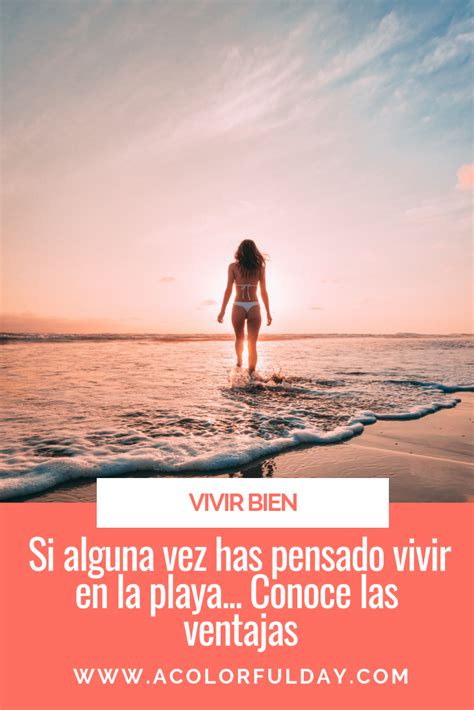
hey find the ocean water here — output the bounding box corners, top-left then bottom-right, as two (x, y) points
(1, 334), (472, 499)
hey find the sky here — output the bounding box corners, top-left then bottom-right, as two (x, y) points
(1, 0), (473, 334)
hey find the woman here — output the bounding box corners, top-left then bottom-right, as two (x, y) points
(217, 239), (272, 374)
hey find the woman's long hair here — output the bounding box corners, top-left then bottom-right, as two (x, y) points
(234, 239), (266, 277)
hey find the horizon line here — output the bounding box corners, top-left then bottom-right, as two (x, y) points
(1, 331), (472, 338)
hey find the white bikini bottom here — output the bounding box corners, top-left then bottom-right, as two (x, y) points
(234, 301), (259, 313)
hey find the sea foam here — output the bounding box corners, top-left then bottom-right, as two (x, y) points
(1, 336), (472, 499)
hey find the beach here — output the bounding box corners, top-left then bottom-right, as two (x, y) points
(2, 335), (472, 501)
(13, 392), (473, 503)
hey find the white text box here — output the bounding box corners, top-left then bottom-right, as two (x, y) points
(97, 477), (389, 528)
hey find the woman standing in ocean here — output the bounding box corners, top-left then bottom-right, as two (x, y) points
(218, 239), (272, 374)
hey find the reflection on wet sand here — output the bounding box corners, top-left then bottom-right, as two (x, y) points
(231, 458), (275, 478)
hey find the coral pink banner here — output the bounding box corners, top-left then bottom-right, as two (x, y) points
(0, 503), (472, 710)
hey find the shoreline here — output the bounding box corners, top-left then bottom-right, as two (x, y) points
(8, 393), (473, 503)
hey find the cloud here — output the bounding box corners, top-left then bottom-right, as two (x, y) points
(317, 12), (403, 85)
(209, 56), (304, 134)
(309, 306), (324, 311)
(420, 21), (473, 74)
(457, 163), (474, 190)
(404, 188), (471, 233)
(201, 299), (217, 306)
(187, 7), (327, 139)
(159, 276), (176, 283)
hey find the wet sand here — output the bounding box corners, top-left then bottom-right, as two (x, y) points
(254, 392), (474, 501)
(13, 393), (473, 503)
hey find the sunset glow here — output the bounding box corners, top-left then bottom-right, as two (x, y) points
(1, 1), (472, 334)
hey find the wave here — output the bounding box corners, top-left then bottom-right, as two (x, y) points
(382, 380), (474, 394)
(1, 332), (472, 344)
(0, 421), (365, 499)
(0, 333), (228, 344)
(348, 398), (461, 424)
(0, 392), (467, 500)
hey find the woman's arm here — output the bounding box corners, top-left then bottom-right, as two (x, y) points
(259, 265), (272, 326)
(217, 264), (235, 323)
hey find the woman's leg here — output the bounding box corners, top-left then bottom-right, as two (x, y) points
(247, 306), (262, 374)
(231, 305), (246, 367)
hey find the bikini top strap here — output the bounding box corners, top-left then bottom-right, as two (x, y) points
(237, 283), (256, 299)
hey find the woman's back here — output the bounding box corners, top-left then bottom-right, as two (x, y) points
(233, 263), (260, 302)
